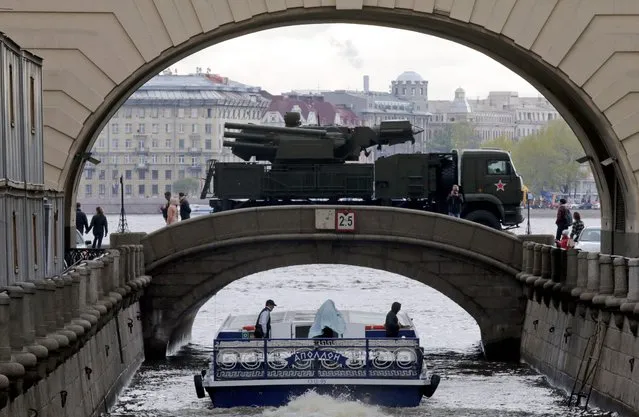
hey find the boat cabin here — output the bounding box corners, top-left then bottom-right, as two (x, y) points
(215, 309), (417, 340)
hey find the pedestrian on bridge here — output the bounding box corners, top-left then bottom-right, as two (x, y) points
(76, 202), (89, 234)
(87, 206), (108, 249)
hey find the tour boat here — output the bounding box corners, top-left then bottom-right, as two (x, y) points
(193, 302), (440, 408)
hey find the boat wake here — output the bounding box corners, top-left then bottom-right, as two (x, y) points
(260, 391), (391, 417)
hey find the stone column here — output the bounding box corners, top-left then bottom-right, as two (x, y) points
(541, 246), (551, 279)
(0, 293), (25, 387)
(30, 281), (59, 365)
(15, 282), (48, 379)
(76, 265), (100, 326)
(606, 257), (628, 309)
(593, 255), (613, 306)
(5, 287), (37, 379)
(572, 251), (589, 298)
(61, 274), (85, 339)
(85, 260), (108, 319)
(69, 270), (92, 333)
(37, 280), (69, 357)
(525, 243), (534, 274)
(565, 249), (578, 289)
(580, 252), (601, 302)
(622, 258), (639, 314)
(51, 278), (78, 345)
(517, 242), (531, 282)
(550, 247), (562, 282)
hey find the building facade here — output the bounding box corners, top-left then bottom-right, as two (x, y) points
(77, 73), (270, 201)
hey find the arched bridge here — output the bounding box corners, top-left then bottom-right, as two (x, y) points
(141, 206), (526, 361)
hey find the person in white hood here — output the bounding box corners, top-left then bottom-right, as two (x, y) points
(308, 299), (346, 338)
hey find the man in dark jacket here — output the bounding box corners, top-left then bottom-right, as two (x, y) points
(555, 198), (571, 241)
(87, 206), (108, 249)
(254, 299), (276, 339)
(76, 203), (89, 234)
(446, 185), (464, 218)
(178, 192), (191, 220)
(385, 301), (403, 337)
(161, 191), (171, 221)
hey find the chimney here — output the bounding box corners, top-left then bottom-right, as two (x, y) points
(363, 75), (370, 93)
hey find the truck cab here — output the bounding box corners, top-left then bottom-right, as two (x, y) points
(458, 149), (524, 228)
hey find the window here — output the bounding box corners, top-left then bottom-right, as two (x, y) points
(150, 108), (159, 118)
(152, 123), (159, 134)
(112, 138), (119, 148)
(125, 139), (132, 148)
(178, 155), (185, 164)
(138, 185), (145, 196)
(125, 170), (132, 180)
(164, 108), (171, 118)
(85, 184), (92, 196)
(191, 108), (198, 118)
(178, 108), (185, 118)
(29, 77), (35, 133)
(138, 140), (145, 149)
(205, 124), (212, 134)
(487, 160), (509, 175)
(99, 184), (106, 195)
(152, 184), (159, 195)
(125, 184), (132, 195)
(191, 156), (199, 165)
(165, 184), (171, 193)
(151, 155), (158, 163)
(164, 155), (171, 163)
(206, 108), (212, 118)
(178, 124), (185, 134)
(85, 169), (93, 180)
(192, 124), (198, 133)
(138, 123), (145, 134)
(110, 156), (118, 164)
(137, 108), (145, 118)
(111, 123), (119, 134)
(124, 155), (131, 163)
(138, 170), (146, 180)
(112, 184), (119, 196)
(165, 123), (172, 133)
(152, 139), (159, 148)
(178, 139), (185, 149)
(152, 170), (159, 180)
(98, 138), (105, 148)
(123, 108), (132, 119)
(125, 123), (132, 134)
(112, 170), (119, 180)
(165, 139), (172, 148)
(205, 139), (212, 150)
(165, 170), (172, 180)
(98, 170), (105, 180)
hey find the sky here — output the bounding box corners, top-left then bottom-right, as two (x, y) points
(171, 23), (542, 101)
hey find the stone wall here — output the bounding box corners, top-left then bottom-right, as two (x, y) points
(517, 242), (639, 416)
(0, 238), (151, 417)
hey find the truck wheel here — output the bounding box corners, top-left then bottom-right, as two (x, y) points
(464, 210), (500, 230)
(194, 374), (206, 398)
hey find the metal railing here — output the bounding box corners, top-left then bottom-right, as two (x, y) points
(64, 248), (106, 269)
(211, 338), (423, 381)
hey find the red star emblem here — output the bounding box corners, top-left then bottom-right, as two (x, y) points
(495, 179), (506, 191)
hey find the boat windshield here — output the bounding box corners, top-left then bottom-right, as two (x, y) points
(308, 299), (347, 338)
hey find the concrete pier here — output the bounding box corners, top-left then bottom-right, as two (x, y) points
(0, 233), (150, 417)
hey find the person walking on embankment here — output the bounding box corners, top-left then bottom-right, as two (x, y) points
(166, 196), (180, 225)
(87, 206), (108, 249)
(555, 198), (572, 242)
(76, 202), (89, 235)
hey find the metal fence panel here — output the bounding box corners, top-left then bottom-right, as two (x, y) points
(21, 50), (44, 187)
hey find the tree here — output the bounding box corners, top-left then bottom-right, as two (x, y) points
(172, 177), (200, 196)
(428, 125), (453, 152)
(481, 135), (515, 153)
(509, 120), (587, 196)
(450, 121), (480, 149)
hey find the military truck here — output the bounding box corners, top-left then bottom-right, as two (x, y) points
(200, 113), (524, 230)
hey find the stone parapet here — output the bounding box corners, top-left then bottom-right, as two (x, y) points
(0, 233), (150, 409)
(519, 243), (639, 335)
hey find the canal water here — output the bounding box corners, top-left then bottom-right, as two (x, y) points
(103, 210), (615, 417)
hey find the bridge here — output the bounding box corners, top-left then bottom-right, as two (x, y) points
(141, 206), (526, 361)
(1, 0), (639, 255)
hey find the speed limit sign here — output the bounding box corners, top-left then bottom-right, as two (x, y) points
(335, 210), (356, 232)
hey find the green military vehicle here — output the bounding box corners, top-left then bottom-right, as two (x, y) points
(200, 113), (524, 230)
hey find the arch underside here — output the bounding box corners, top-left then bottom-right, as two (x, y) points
(41, 3), (637, 256)
(142, 238), (526, 361)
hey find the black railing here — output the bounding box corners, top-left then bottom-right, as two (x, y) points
(64, 248), (106, 269)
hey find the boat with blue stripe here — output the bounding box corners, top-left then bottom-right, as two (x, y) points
(193, 305), (440, 408)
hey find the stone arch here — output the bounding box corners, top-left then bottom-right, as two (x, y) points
(2, 2), (635, 252)
(141, 206), (525, 361)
